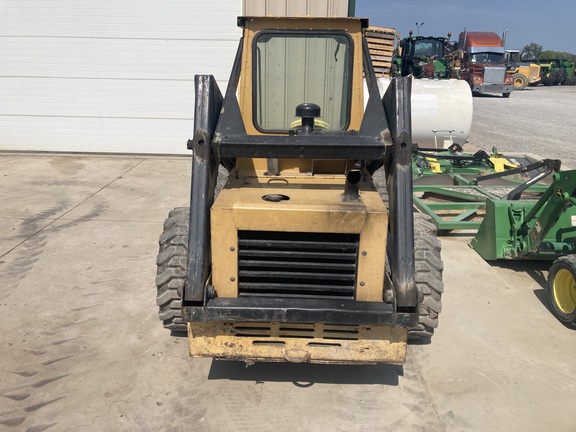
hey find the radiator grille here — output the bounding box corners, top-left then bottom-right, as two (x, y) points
(483, 66), (506, 84)
(529, 64), (540, 80)
(237, 231), (359, 299)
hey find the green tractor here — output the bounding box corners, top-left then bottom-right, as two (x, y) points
(392, 32), (459, 79)
(535, 58), (576, 86)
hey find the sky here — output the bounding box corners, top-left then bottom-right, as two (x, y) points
(355, 0), (576, 54)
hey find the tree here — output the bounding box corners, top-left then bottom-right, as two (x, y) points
(521, 42), (543, 60)
(538, 50), (575, 61)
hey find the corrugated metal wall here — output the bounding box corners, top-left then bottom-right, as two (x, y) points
(243, 0), (349, 17)
(0, 0), (241, 154)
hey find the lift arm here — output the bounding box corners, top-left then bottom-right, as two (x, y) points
(521, 170), (576, 255)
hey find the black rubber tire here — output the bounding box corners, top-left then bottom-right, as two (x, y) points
(558, 69), (568, 85)
(156, 207), (189, 333)
(512, 73), (527, 90)
(155, 166), (230, 333)
(549, 70), (561, 85)
(367, 170), (444, 339)
(503, 92), (511, 98)
(215, 165), (230, 197)
(565, 77), (576, 86)
(414, 212), (438, 236)
(547, 256), (576, 327)
(409, 223), (444, 340)
(372, 166), (389, 209)
(373, 171), (439, 236)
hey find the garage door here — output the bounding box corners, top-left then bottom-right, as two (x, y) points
(0, 1), (241, 154)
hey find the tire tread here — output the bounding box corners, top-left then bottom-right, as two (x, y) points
(409, 228), (444, 340)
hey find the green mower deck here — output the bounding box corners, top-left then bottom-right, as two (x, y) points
(412, 145), (576, 261)
(411, 145), (576, 326)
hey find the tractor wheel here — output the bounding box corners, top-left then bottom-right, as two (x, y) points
(503, 92), (511, 98)
(558, 69), (568, 85)
(156, 207), (189, 333)
(566, 77), (576, 86)
(547, 256), (576, 327)
(409, 226), (444, 340)
(512, 73), (527, 90)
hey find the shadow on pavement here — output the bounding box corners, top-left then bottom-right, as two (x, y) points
(473, 93), (508, 99)
(207, 359), (402, 386)
(487, 259), (562, 320)
(533, 287), (554, 316)
(490, 259), (549, 290)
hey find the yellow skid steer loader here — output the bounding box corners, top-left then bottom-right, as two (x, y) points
(155, 17), (444, 365)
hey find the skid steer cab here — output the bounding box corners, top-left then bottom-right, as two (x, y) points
(155, 17), (444, 365)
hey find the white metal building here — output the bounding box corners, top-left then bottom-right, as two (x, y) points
(0, 0), (350, 154)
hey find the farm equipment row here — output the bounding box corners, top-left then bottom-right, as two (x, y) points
(392, 29), (513, 97)
(392, 29), (576, 93)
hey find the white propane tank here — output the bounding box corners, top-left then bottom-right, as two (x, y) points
(366, 78), (473, 149)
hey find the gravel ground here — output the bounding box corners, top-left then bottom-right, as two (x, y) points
(467, 85), (576, 168)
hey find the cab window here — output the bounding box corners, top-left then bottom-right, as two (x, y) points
(253, 32), (352, 132)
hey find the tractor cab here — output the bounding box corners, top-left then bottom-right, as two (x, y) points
(399, 35), (452, 78)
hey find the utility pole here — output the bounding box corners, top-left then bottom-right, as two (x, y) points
(415, 22), (424, 36)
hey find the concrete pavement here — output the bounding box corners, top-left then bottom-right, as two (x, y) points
(0, 152), (575, 432)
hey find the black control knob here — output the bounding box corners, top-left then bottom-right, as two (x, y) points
(295, 103), (321, 134)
